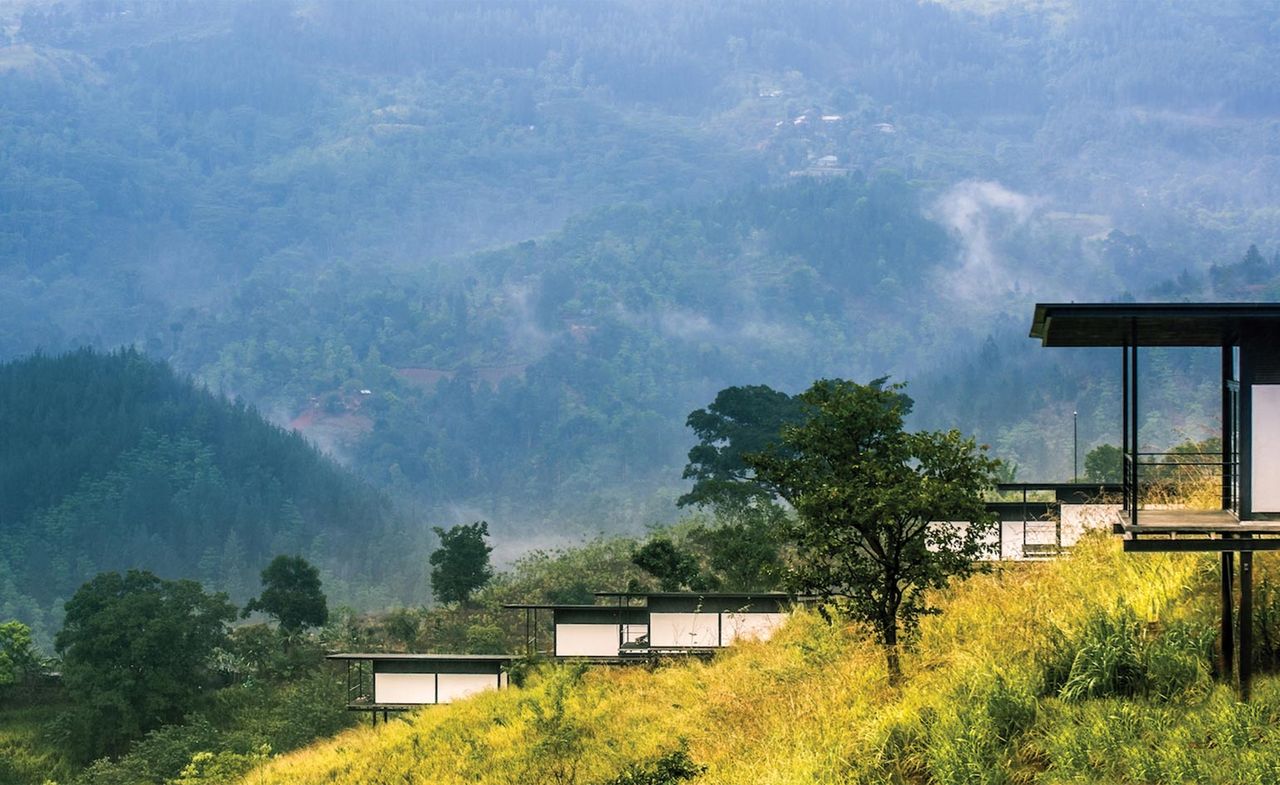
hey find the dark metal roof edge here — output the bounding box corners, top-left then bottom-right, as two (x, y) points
(326, 652), (517, 661)
(1029, 303), (1049, 342)
(591, 591), (792, 599)
(502, 603), (624, 610)
(1029, 301), (1280, 347)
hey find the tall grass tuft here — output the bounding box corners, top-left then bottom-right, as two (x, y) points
(1057, 605), (1147, 701)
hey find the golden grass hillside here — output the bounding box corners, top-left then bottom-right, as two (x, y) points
(236, 535), (1280, 785)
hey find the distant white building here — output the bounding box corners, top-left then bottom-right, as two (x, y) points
(508, 592), (792, 659)
(327, 653), (514, 721)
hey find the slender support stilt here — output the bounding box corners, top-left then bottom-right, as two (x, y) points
(1130, 330), (1139, 528)
(1240, 549), (1254, 701)
(1223, 345), (1235, 511)
(1222, 546), (1234, 682)
(1122, 344), (1129, 513)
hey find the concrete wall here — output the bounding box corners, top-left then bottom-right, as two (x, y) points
(721, 612), (787, 644)
(374, 672), (436, 704)
(1254, 384), (1280, 512)
(373, 670), (503, 705)
(555, 623), (622, 657)
(648, 612), (720, 647)
(436, 673), (500, 703)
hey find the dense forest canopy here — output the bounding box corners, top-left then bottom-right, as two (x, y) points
(1, 0), (1280, 571)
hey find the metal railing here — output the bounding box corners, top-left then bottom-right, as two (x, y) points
(1122, 451), (1238, 515)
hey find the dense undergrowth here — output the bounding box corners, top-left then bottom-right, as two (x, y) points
(0, 699), (77, 785)
(229, 534), (1280, 785)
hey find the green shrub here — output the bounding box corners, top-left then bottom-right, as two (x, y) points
(1054, 605), (1213, 703)
(984, 674), (1038, 743)
(465, 623), (507, 654)
(600, 746), (705, 785)
(1059, 606), (1147, 701)
(1252, 577), (1280, 673)
(520, 666), (590, 785)
(1144, 621), (1213, 702)
(923, 673), (1036, 785)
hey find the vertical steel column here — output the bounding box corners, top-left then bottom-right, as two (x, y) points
(1241, 548), (1254, 701)
(1222, 541), (1234, 684)
(1130, 324), (1140, 528)
(1122, 344), (1130, 513)
(1224, 345), (1235, 511)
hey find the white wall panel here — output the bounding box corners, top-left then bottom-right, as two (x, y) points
(555, 623), (621, 656)
(649, 612), (720, 647)
(721, 612), (787, 644)
(1060, 504), (1122, 546)
(1254, 385), (1280, 513)
(374, 673), (436, 705)
(437, 673), (500, 703)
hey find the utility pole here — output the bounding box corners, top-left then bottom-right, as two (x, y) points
(1073, 410), (1079, 482)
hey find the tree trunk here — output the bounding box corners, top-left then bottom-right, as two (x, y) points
(884, 622), (901, 686)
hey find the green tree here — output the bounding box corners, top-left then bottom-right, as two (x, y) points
(1084, 443), (1123, 483)
(54, 570), (237, 761)
(746, 379), (999, 684)
(679, 385), (807, 510)
(681, 380), (911, 511)
(430, 521), (494, 606)
(244, 555), (329, 632)
(688, 509), (786, 591)
(631, 538), (711, 592)
(0, 620), (41, 686)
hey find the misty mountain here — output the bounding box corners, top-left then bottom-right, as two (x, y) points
(3, 0), (1280, 535)
(0, 349), (426, 644)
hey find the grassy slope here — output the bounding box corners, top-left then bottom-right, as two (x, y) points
(238, 536), (1280, 785)
(0, 700), (76, 784)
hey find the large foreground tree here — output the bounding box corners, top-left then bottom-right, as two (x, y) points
(55, 570), (236, 761)
(746, 379), (1000, 684)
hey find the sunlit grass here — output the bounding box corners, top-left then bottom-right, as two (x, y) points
(236, 535), (1279, 785)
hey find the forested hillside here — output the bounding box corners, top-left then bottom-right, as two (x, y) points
(186, 175), (959, 529)
(0, 349), (423, 644)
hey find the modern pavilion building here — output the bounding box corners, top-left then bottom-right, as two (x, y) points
(506, 591), (792, 660)
(1029, 302), (1280, 698)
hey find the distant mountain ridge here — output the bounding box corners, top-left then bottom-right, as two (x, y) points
(0, 348), (425, 644)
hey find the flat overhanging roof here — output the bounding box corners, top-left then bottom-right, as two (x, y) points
(326, 653), (516, 661)
(1030, 303), (1280, 347)
(592, 591), (792, 599)
(502, 603), (613, 610)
